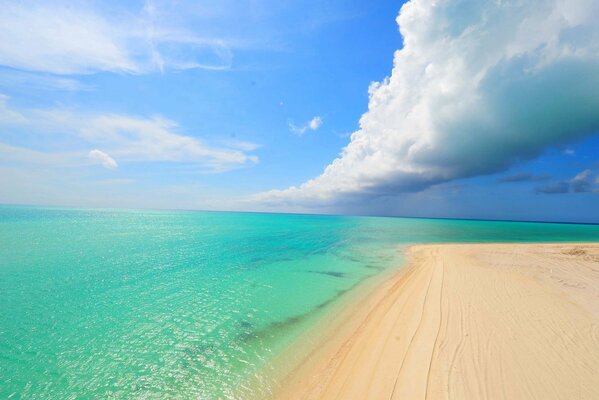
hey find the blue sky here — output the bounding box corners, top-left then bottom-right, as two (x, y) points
(1, 0), (598, 222)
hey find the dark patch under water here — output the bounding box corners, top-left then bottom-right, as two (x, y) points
(307, 270), (346, 278)
(243, 276), (373, 345)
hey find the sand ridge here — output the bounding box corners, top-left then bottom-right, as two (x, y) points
(274, 243), (599, 400)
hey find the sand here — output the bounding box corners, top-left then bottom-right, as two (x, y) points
(274, 243), (599, 400)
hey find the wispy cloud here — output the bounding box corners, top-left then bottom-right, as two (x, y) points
(0, 94), (26, 124)
(0, 1), (237, 75)
(536, 182), (570, 194)
(571, 170), (593, 193)
(536, 169), (597, 195)
(220, 139), (263, 152)
(0, 2), (136, 75)
(497, 172), (550, 183)
(79, 114), (258, 169)
(0, 70), (91, 92)
(289, 116), (323, 136)
(0, 142), (75, 166)
(0, 95), (259, 172)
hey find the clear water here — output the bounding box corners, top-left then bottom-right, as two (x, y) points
(1, 205), (599, 399)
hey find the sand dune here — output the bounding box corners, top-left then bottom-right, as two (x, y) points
(275, 243), (599, 400)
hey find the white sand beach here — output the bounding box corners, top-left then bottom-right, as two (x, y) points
(275, 243), (599, 400)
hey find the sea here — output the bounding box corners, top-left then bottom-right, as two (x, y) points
(2, 205), (598, 398)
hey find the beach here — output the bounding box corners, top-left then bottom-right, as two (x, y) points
(4, 207), (599, 398)
(274, 243), (599, 399)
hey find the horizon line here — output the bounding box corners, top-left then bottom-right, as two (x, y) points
(1, 201), (598, 226)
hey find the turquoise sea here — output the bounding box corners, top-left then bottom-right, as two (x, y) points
(2, 205), (599, 399)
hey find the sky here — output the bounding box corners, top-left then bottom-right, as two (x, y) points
(0, 0), (598, 223)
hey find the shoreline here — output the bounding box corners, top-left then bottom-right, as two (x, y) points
(240, 246), (411, 399)
(272, 243), (599, 399)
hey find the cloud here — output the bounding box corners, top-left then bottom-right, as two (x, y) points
(81, 114), (259, 171)
(573, 169), (591, 181)
(0, 70), (91, 92)
(536, 182), (570, 194)
(536, 169), (596, 194)
(289, 116), (323, 136)
(220, 139), (263, 152)
(570, 169), (592, 192)
(0, 3), (136, 75)
(0, 96), (259, 172)
(497, 172), (550, 183)
(308, 116), (323, 130)
(88, 150), (118, 169)
(0, 1), (236, 75)
(0, 95), (26, 124)
(258, 0), (599, 206)
(0, 142), (73, 166)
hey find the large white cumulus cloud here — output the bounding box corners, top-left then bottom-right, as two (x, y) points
(258, 0), (599, 205)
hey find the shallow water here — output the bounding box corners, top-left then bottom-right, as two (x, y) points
(1, 205), (598, 398)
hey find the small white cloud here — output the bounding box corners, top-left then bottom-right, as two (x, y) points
(309, 116), (323, 130)
(290, 116), (323, 136)
(573, 169), (591, 181)
(88, 149), (118, 169)
(564, 148), (576, 156)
